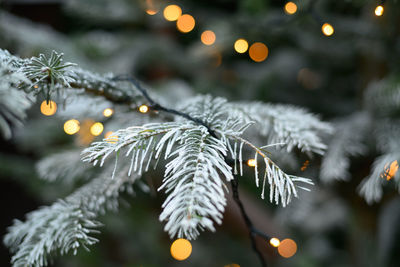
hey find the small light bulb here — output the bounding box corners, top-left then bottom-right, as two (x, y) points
(247, 159), (256, 167)
(284, 2), (297, 15)
(375, 5), (384, 16)
(270, 237), (280, 247)
(64, 119), (80, 135)
(322, 23), (334, 36)
(170, 238), (192, 261)
(163, 4), (182, 21)
(103, 108), (114, 117)
(234, 39), (249, 53)
(90, 122), (104, 136)
(139, 104), (149, 113)
(40, 100), (57, 116)
(201, 30), (216, 46)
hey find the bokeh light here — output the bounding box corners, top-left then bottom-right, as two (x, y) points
(145, 0), (158, 15)
(322, 23), (334, 36)
(40, 100), (57, 116)
(201, 30), (216, 46)
(176, 14), (195, 33)
(170, 238), (192, 261)
(163, 4), (182, 21)
(224, 264), (240, 267)
(90, 122), (104, 136)
(104, 131), (118, 144)
(375, 5), (384, 16)
(249, 42), (269, 62)
(278, 239), (297, 258)
(284, 2), (297, 15)
(139, 104), (149, 113)
(270, 237), (280, 247)
(103, 108), (113, 117)
(234, 39), (248, 53)
(64, 119), (80, 135)
(247, 159), (256, 167)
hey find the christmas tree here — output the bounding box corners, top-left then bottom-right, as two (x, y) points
(0, 0), (399, 266)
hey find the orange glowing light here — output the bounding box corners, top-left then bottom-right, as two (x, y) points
(270, 238), (280, 247)
(163, 4), (182, 21)
(284, 2), (297, 15)
(104, 131), (118, 144)
(247, 159), (256, 167)
(381, 160), (399, 181)
(103, 108), (113, 117)
(375, 5), (384, 16)
(64, 119), (80, 135)
(224, 264), (240, 267)
(170, 238), (192, 261)
(201, 30), (216, 46)
(301, 160), (310, 171)
(234, 39), (248, 53)
(145, 0), (158, 15)
(139, 104), (149, 113)
(90, 122), (104, 136)
(322, 23), (334, 36)
(278, 239), (297, 258)
(249, 42), (269, 62)
(176, 14), (195, 33)
(40, 100), (57, 116)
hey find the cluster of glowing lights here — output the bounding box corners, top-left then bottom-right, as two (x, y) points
(163, 4), (182, 21)
(234, 39), (249, 54)
(284, 2), (298, 15)
(322, 23), (334, 36)
(40, 100), (57, 116)
(268, 237), (297, 258)
(103, 108), (114, 117)
(249, 42), (269, 62)
(381, 160), (399, 181)
(139, 104), (149, 113)
(375, 5), (384, 16)
(64, 119), (80, 135)
(201, 30), (216, 46)
(247, 158), (257, 167)
(176, 14), (196, 33)
(170, 238), (192, 261)
(90, 122), (104, 136)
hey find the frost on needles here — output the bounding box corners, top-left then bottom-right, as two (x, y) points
(2, 49), (331, 266)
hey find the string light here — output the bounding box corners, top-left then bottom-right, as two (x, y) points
(139, 104), (149, 113)
(247, 159), (256, 167)
(201, 30), (216, 45)
(375, 5), (384, 16)
(90, 122), (104, 136)
(269, 237), (280, 247)
(284, 2), (297, 15)
(163, 4), (182, 21)
(176, 14), (195, 33)
(103, 108), (113, 117)
(234, 39), (248, 53)
(249, 42), (269, 62)
(278, 239), (297, 258)
(64, 119), (80, 135)
(322, 23), (334, 36)
(170, 238), (192, 261)
(40, 100), (57, 116)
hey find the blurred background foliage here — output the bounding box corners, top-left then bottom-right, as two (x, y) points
(1, 0), (400, 266)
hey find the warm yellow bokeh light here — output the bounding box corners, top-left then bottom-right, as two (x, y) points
(249, 42), (269, 62)
(163, 4), (182, 21)
(90, 122), (104, 136)
(139, 104), (149, 113)
(104, 131), (118, 144)
(176, 14), (195, 33)
(270, 237), (281, 247)
(284, 2), (297, 15)
(201, 30), (216, 46)
(64, 119), (80, 135)
(234, 39), (249, 53)
(40, 100), (57, 116)
(322, 23), (334, 36)
(278, 239), (297, 258)
(170, 238), (192, 261)
(247, 159), (256, 167)
(145, 0), (158, 15)
(375, 5), (384, 16)
(146, 9), (158, 15)
(103, 108), (114, 117)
